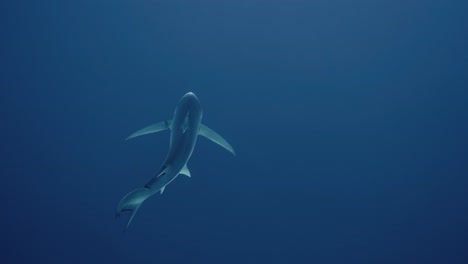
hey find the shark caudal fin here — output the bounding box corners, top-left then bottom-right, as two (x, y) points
(116, 187), (152, 231)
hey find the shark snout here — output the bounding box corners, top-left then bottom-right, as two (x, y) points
(184, 92), (198, 100)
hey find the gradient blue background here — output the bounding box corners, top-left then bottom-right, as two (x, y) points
(1, 0), (468, 263)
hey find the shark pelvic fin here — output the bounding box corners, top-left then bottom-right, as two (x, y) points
(145, 165), (169, 188)
(160, 186), (166, 195)
(126, 120), (172, 140)
(180, 164), (191, 177)
(199, 124), (236, 155)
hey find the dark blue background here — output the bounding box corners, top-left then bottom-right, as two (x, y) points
(1, 0), (468, 263)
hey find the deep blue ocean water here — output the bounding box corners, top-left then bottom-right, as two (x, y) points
(1, 1), (468, 263)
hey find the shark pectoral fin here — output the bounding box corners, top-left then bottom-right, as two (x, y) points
(180, 164), (191, 177)
(126, 120), (172, 140)
(160, 186), (166, 195)
(198, 124), (236, 155)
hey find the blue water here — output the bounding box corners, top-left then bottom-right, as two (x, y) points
(1, 1), (468, 263)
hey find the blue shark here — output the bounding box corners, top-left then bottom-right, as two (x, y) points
(116, 92), (235, 230)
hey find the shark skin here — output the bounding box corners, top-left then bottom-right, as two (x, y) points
(116, 92), (235, 231)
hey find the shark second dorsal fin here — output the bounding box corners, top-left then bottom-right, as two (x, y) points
(126, 120), (172, 140)
(198, 124), (236, 155)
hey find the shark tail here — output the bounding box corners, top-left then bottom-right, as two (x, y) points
(116, 187), (152, 231)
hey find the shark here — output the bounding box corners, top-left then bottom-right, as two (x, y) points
(116, 92), (235, 230)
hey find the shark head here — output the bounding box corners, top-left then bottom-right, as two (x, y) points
(179, 92), (202, 114)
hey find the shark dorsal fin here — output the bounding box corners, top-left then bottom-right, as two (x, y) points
(180, 164), (191, 177)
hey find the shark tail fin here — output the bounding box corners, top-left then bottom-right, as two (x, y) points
(116, 187), (152, 231)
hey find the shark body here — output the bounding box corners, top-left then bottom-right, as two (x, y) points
(116, 92), (235, 230)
